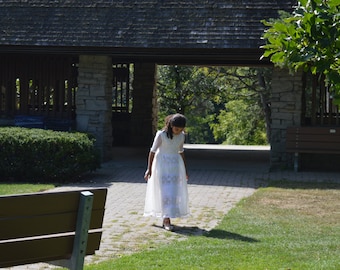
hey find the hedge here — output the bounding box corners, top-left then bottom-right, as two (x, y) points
(0, 127), (100, 182)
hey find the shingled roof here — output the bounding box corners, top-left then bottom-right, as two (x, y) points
(0, 0), (296, 64)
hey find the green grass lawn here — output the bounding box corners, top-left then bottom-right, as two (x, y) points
(87, 181), (340, 270)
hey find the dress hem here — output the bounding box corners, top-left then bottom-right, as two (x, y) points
(143, 212), (190, 219)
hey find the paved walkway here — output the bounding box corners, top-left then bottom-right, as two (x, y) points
(8, 145), (340, 269)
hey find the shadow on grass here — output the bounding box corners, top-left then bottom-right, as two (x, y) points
(268, 180), (340, 190)
(154, 224), (259, 243)
(205, 229), (259, 242)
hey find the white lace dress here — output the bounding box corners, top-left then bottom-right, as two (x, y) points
(144, 130), (190, 218)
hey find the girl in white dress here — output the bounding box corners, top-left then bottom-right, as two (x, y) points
(144, 114), (189, 231)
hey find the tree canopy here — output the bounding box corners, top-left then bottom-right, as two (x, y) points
(261, 0), (340, 101)
(157, 66), (270, 145)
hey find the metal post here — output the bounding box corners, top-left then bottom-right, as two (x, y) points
(70, 191), (93, 270)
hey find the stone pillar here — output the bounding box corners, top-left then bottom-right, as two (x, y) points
(130, 63), (158, 147)
(270, 67), (303, 170)
(76, 55), (113, 161)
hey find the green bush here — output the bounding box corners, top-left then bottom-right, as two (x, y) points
(0, 127), (100, 182)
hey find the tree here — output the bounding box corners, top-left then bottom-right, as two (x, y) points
(209, 67), (271, 145)
(157, 66), (271, 145)
(261, 0), (340, 101)
(157, 65), (221, 143)
(157, 65), (222, 115)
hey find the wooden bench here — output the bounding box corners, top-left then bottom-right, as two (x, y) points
(0, 188), (107, 270)
(286, 126), (340, 171)
(45, 118), (75, 131)
(14, 115), (75, 131)
(14, 115), (46, 129)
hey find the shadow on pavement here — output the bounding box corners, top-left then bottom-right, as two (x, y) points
(69, 145), (271, 189)
(185, 148), (270, 173)
(111, 145), (271, 173)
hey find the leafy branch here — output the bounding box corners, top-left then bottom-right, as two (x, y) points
(261, 0), (340, 101)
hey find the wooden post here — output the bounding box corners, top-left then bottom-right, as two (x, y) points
(70, 191), (94, 270)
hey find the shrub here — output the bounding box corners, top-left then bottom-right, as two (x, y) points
(0, 127), (100, 182)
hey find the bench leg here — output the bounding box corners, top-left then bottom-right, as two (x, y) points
(293, 152), (299, 172)
(71, 191), (94, 270)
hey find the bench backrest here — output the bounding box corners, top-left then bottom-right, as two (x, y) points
(14, 115), (45, 129)
(286, 126), (340, 153)
(0, 188), (107, 268)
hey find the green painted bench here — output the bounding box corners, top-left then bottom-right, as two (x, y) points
(286, 126), (340, 171)
(0, 188), (107, 270)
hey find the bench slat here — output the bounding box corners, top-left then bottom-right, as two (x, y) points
(287, 134), (340, 143)
(287, 126), (340, 135)
(0, 231), (102, 268)
(0, 188), (107, 217)
(286, 141), (340, 151)
(0, 209), (105, 240)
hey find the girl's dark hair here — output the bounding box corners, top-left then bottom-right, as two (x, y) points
(164, 113), (186, 139)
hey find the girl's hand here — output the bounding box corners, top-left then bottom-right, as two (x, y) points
(144, 170), (151, 181)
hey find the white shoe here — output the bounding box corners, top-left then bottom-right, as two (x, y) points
(163, 223), (174, 231)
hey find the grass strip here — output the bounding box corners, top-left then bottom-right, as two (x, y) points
(0, 183), (55, 195)
(87, 181), (340, 270)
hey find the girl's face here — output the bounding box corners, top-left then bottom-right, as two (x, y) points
(171, 126), (184, 135)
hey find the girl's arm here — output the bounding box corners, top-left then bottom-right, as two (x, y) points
(144, 151), (155, 181)
(180, 152), (189, 181)
(179, 132), (188, 180)
(144, 131), (162, 181)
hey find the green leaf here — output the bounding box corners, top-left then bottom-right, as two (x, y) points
(329, 0), (340, 8)
(310, 65), (317, 74)
(270, 52), (286, 64)
(299, 0), (308, 7)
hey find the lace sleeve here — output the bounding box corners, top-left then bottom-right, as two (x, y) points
(150, 130), (162, 153)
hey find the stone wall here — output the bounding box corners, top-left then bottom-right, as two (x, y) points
(270, 67), (303, 170)
(76, 55), (113, 161)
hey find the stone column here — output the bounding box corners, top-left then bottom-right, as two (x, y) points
(270, 67), (303, 170)
(76, 55), (113, 161)
(130, 63), (158, 147)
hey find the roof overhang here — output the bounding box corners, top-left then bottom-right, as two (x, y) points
(0, 45), (272, 66)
